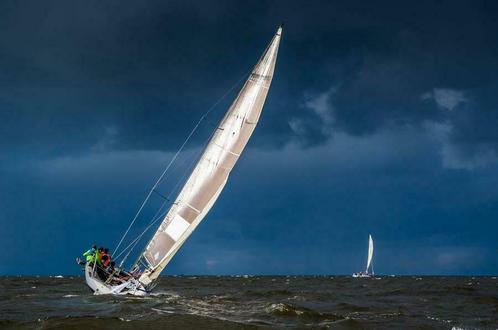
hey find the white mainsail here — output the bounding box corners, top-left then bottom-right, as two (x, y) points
(366, 234), (374, 273)
(137, 26), (282, 286)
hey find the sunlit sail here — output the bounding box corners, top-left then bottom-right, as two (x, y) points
(137, 26), (282, 287)
(366, 234), (374, 274)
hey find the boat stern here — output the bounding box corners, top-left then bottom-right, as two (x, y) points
(84, 264), (148, 296)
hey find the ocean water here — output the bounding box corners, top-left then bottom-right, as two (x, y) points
(0, 275), (496, 329)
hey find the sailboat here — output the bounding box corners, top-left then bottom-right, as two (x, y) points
(352, 234), (374, 278)
(83, 25), (283, 295)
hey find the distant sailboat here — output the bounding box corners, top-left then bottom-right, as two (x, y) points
(352, 234), (374, 278)
(82, 25), (283, 295)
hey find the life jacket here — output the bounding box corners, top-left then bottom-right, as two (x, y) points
(96, 251), (104, 265)
(101, 253), (111, 268)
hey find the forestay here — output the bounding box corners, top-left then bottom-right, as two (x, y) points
(137, 26), (282, 286)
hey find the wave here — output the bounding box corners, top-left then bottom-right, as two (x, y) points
(335, 302), (371, 312)
(244, 289), (293, 297)
(1, 315), (251, 329)
(266, 302), (344, 321)
(1, 276), (495, 329)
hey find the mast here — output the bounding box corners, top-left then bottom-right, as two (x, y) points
(136, 26), (282, 287)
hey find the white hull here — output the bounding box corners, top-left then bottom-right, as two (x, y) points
(84, 264), (148, 296)
(352, 273), (373, 278)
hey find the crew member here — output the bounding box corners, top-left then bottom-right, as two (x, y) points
(101, 248), (111, 269)
(96, 247), (104, 266)
(77, 244), (97, 265)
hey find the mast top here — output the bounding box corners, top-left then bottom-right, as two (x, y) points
(276, 24), (283, 36)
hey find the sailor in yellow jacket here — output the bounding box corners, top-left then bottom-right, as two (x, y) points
(77, 244), (97, 265)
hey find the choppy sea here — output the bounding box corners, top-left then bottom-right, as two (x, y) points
(0, 275), (497, 329)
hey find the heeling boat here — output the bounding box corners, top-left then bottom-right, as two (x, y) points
(352, 234), (374, 278)
(84, 25), (283, 295)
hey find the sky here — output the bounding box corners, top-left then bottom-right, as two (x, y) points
(1, 0), (497, 275)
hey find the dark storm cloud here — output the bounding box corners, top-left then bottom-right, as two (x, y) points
(276, 0), (498, 164)
(0, 0), (279, 156)
(448, 84), (498, 157)
(1, 0), (498, 159)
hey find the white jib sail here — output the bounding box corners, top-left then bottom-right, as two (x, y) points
(138, 26), (282, 286)
(366, 234), (374, 273)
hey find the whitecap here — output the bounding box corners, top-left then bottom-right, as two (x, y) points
(151, 308), (174, 314)
(149, 291), (179, 298)
(426, 315), (452, 324)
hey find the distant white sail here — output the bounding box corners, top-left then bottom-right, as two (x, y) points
(137, 26), (282, 287)
(366, 234), (374, 273)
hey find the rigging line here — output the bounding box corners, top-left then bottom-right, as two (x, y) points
(126, 133), (215, 270)
(112, 68), (252, 258)
(113, 141), (205, 262)
(117, 143), (206, 266)
(116, 147), (201, 268)
(114, 207), (168, 262)
(152, 189), (170, 201)
(114, 149), (195, 265)
(126, 104), (224, 271)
